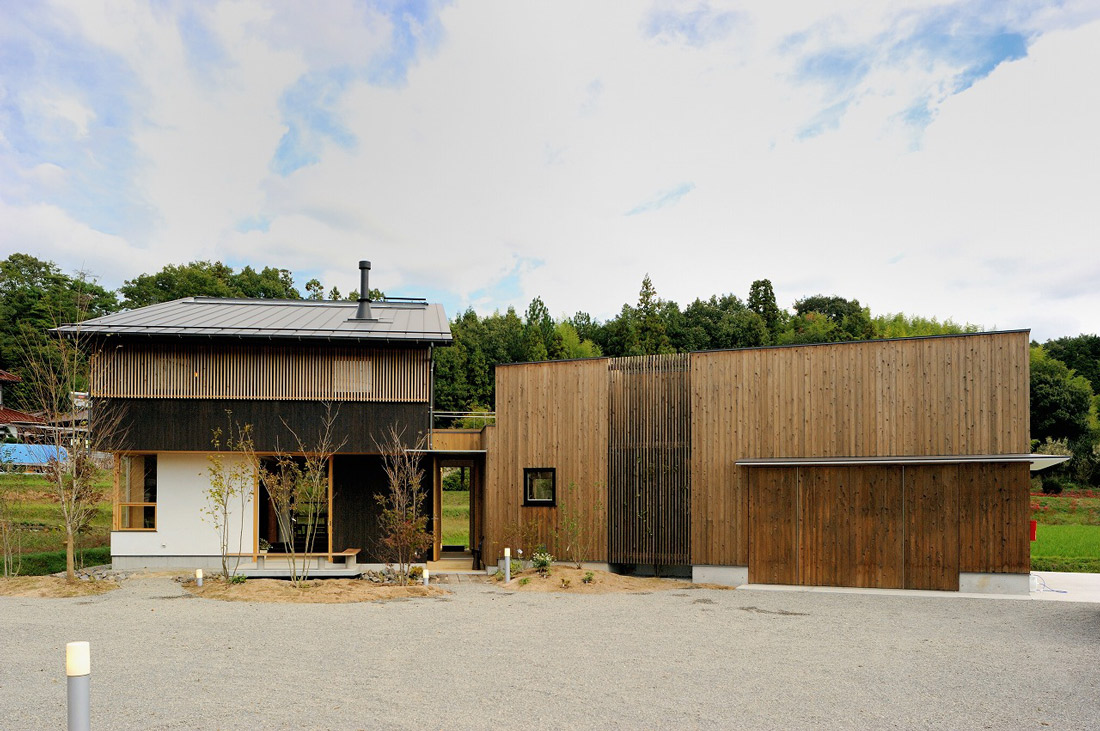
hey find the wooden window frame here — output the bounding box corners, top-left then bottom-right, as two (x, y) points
(523, 467), (556, 507)
(115, 453), (158, 531)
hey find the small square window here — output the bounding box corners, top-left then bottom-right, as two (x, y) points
(523, 468), (556, 506)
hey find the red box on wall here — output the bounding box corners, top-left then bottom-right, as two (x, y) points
(1030, 520), (1037, 542)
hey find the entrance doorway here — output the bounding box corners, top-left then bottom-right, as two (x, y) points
(430, 455), (484, 570)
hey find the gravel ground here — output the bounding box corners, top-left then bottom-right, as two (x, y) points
(1, 575), (1098, 730)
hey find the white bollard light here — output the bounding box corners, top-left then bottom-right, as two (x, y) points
(423, 568), (430, 587)
(195, 569), (203, 588)
(66, 641), (90, 731)
(504, 547), (511, 583)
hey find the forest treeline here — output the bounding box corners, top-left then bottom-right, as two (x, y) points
(1, 253), (1097, 488)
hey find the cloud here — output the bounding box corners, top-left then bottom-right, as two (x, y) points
(1, 1), (1099, 342)
(626, 182), (697, 216)
(644, 2), (744, 47)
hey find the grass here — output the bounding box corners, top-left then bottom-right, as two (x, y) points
(0, 472), (112, 572)
(1032, 490), (1100, 573)
(441, 489), (469, 548)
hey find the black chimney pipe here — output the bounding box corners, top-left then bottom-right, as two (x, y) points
(355, 260), (372, 320)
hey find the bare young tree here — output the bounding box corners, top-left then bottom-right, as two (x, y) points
(22, 279), (126, 581)
(375, 425), (432, 585)
(203, 415), (258, 581)
(259, 405), (345, 587)
(0, 489), (21, 578)
(552, 481), (605, 568)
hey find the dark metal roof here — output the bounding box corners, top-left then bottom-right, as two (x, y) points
(54, 297), (452, 344)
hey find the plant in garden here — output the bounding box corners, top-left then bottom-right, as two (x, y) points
(375, 426), (432, 585)
(258, 405), (345, 587)
(21, 284), (127, 581)
(502, 519), (540, 568)
(519, 577), (530, 586)
(560, 577), (571, 589)
(0, 489), (21, 577)
(203, 415), (257, 581)
(532, 550), (553, 577)
(583, 571), (594, 584)
(553, 481), (605, 567)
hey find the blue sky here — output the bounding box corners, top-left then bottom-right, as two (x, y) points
(1, 1), (1099, 339)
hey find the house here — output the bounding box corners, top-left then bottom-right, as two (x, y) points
(56, 262), (454, 570)
(0, 369), (43, 442)
(478, 331), (1064, 595)
(60, 271), (1061, 593)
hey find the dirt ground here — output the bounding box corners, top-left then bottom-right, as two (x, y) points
(496, 566), (725, 593)
(0, 576), (119, 598)
(184, 577), (449, 603)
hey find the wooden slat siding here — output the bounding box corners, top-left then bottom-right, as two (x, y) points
(607, 354), (691, 566)
(91, 344), (430, 402)
(903, 465), (960, 590)
(480, 359), (609, 565)
(690, 332), (1030, 566)
(430, 429), (484, 452)
(747, 468), (798, 584)
(958, 462), (1030, 574)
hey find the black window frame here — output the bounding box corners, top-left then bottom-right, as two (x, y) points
(523, 467), (556, 507)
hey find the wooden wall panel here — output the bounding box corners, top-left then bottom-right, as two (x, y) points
(91, 344), (430, 403)
(481, 359), (609, 565)
(958, 462), (1030, 574)
(903, 465), (960, 591)
(747, 468), (798, 585)
(430, 429), (484, 452)
(607, 354), (691, 566)
(691, 331), (1030, 566)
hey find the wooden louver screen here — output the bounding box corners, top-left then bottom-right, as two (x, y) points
(607, 353), (691, 566)
(91, 345), (430, 403)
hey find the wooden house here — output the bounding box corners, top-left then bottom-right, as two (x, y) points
(62, 279), (1057, 593)
(478, 330), (1059, 594)
(56, 262), (454, 571)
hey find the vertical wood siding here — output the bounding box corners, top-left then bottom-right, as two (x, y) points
(958, 462), (1030, 574)
(91, 344), (430, 402)
(607, 354), (691, 565)
(690, 331), (1030, 566)
(481, 359), (610, 563)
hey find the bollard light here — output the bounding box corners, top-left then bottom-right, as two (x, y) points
(195, 569), (203, 588)
(66, 641), (90, 731)
(423, 568), (430, 587)
(504, 547), (510, 558)
(504, 547), (511, 583)
(66, 642), (89, 678)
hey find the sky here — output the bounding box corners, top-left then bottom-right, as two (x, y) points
(1, 1), (1099, 340)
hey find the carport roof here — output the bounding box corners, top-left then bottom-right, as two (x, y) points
(736, 454), (1070, 472)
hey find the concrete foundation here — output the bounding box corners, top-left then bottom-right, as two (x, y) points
(692, 565), (748, 587)
(959, 572), (1030, 596)
(112, 555), (227, 571)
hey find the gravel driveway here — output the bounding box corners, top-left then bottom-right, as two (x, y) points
(1, 575), (1097, 730)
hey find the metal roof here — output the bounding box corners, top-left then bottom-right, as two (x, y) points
(736, 454), (1070, 472)
(54, 297), (452, 344)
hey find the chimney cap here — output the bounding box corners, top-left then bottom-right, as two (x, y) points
(359, 260), (371, 270)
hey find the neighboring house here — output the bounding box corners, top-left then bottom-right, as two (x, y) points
(56, 262), (454, 569)
(59, 271), (1062, 594)
(0, 369), (43, 441)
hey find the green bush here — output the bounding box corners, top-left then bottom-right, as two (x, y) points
(16, 547), (111, 576)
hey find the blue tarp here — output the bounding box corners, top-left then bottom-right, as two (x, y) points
(1, 443), (68, 466)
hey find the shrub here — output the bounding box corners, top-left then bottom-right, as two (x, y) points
(1042, 476), (1068, 495)
(228, 574), (246, 585)
(519, 577), (530, 586)
(408, 565), (424, 581)
(583, 571), (594, 584)
(17, 547), (111, 576)
(532, 550), (553, 576)
(560, 577), (571, 589)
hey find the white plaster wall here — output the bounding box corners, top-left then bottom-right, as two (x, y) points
(111, 453), (254, 558)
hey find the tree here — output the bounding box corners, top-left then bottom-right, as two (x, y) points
(636, 275), (672, 355)
(258, 405), (345, 586)
(1044, 335), (1100, 395)
(793, 294), (873, 341)
(748, 279), (782, 339)
(0, 254), (117, 409)
(375, 426), (432, 584)
(203, 416), (258, 581)
(1031, 347), (1094, 444)
(22, 280), (126, 580)
(305, 279), (325, 300)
